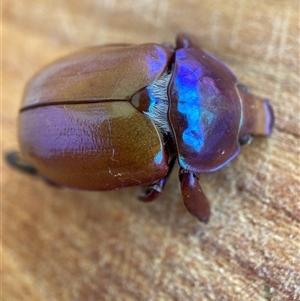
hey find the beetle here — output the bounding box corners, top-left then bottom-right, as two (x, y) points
(12, 34), (273, 223)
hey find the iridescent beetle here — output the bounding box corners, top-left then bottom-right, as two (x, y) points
(10, 34), (273, 222)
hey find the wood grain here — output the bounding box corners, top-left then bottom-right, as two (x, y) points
(2, 0), (299, 300)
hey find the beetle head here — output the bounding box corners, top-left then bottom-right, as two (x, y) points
(237, 86), (274, 140)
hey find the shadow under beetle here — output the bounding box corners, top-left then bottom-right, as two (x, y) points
(11, 34), (274, 222)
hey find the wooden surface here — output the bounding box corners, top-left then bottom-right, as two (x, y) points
(2, 0), (299, 300)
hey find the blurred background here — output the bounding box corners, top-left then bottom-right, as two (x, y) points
(2, 0), (299, 300)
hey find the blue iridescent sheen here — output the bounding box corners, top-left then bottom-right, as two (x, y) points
(146, 46), (170, 78)
(145, 83), (159, 115)
(174, 56), (205, 152)
(154, 150), (163, 165)
(169, 48), (241, 172)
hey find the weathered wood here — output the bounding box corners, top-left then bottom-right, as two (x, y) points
(3, 0), (299, 300)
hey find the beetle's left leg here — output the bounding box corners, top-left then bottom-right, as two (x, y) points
(5, 151), (37, 175)
(139, 157), (176, 202)
(179, 167), (210, 223)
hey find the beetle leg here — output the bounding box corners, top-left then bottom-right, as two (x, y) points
(139, 156), (176, 202)
(179, 167), (210, 223)
(5, 151), (37, 175)
(6, 151), (62, 188)
(139, 178), (167, 202)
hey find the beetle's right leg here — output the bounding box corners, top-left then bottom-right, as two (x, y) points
(179, 168), (210, 223)
(139, 156), (176, 202)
